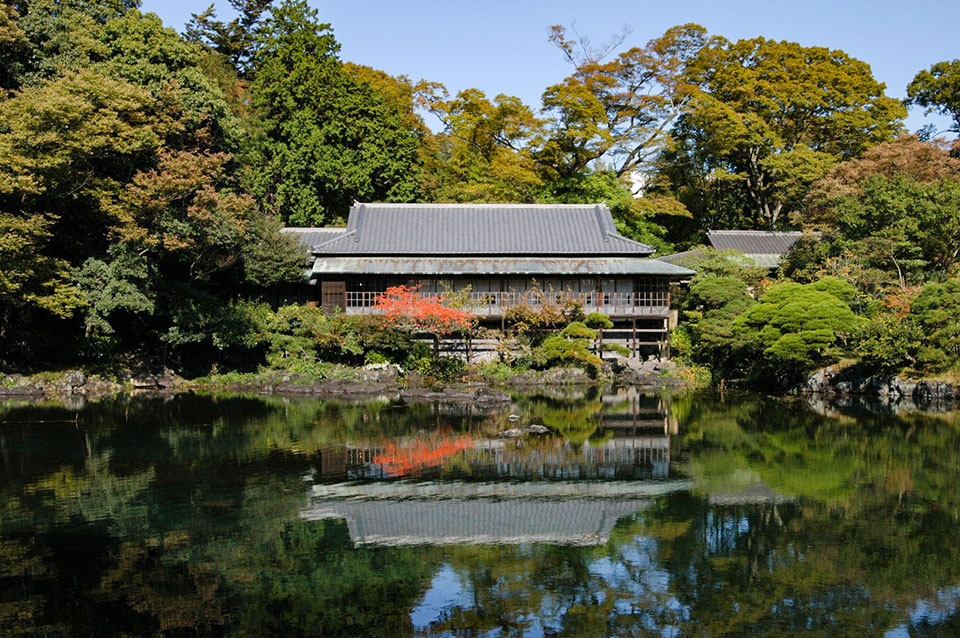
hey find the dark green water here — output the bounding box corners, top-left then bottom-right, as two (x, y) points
(1, 389), (958, 637)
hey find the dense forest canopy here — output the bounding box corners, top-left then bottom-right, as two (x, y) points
(1, 0), (958, 380)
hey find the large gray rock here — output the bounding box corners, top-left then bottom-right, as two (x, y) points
(802, 366), (958, 406)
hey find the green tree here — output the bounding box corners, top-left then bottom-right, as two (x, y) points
(77, 150), (299, 362)
(0, 2), (27, 90)
(73, 244), (154, 338)
(668, 36), (906, 228)
(2, 0), (136, 89)
(731, 277), (864, 376)
(249, 0), (421, 226)
(0, 6), (301, 367)
(907, 59), (960, 135)
(909, 278), (960, 371)
(798, 137), (960, 289)
(673, 250), (761, 374)
(99, 9), (242, 148)
(0, 213), (82, 342)
(0, 68), (159, 347)
(538, 23), (708, 179)
(184, 0), (274, 75)
(424, 88), (544, 203)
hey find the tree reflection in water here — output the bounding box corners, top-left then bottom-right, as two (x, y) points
(0, 391), (957, 636)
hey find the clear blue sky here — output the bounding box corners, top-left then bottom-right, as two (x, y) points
(143, 0), (958, 135)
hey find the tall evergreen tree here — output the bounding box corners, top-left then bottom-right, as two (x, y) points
(248, 0), (421, 226)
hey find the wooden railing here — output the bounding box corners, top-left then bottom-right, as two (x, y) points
(342, 291), (669, 317)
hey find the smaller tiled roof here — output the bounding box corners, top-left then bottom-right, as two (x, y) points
(706, 230), (805, 256)
(312, 203), (655, 256)
(282, 227), (346, 251)
(658, 231), (809, 269)
(655, 248), (708, 266)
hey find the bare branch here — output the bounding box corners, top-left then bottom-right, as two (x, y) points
(549, 22), (632, 66)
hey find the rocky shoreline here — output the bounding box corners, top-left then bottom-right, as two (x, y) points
(4, 360), (958, 409)
(0, 357), (688, 405)
(802, 366), (959, 407)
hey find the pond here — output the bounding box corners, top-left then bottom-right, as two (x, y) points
(1, 389), (958, 637)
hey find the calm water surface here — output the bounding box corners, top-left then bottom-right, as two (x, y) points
(1, 389), (958, 637)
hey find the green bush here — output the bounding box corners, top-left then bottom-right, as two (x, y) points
(670, 325), (694, 361)
(680, 268), (756, 374)
(599, 343), (632, 357)
(351, 315), (417, 361)
(411, 356), (467, 381)
(475, 361), (519, 380)
(731, 277), (865, 375)
(504, 298), (584, 342)
(401, 342), (433, 370)
(854, 313), (923, 371)
(364, 351), (388, 365)
(530, 335), (604, 377)
(584, 312), (613, 329)
(560, 321), (597, 341)
(262, 305), (416, 370)
(909, 278), (960, 372)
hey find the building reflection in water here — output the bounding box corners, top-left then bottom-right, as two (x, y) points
(302, 390), (689, 546)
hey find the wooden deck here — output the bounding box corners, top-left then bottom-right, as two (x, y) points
(340, 291), (670, 318)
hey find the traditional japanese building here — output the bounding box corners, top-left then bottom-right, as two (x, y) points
(283, 203), (693, 354)
(294, 202), (696, 313)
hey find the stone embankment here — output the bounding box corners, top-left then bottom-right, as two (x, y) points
(803, 366), (958, 406)
(1, 357), (689, 405)
(0, 370), (126, 398)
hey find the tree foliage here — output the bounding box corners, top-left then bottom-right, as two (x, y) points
(731, 277), (863, 375)
(539, 23), (708, 179)
(184, 0), (274, 75)
(249, 0), (421, 226)
(673, 250), (761, 373)
(794, 137), (960, 289)
(908, 278), (960, 371)
(424, 88), (544, 203)
(663, 36), (905, 230)
(373, 285), (475, 353)
(908, 59), (960, 135)
(0, 3), (301, 368)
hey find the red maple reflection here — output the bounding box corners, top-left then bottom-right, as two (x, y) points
(373, 435), (474, 477)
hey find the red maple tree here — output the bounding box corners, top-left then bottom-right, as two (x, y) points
(373, 435), (474, 477)
(373, 285), (475, 353)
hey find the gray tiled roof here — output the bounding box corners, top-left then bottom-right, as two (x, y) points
(302, 498), (652, 546)
(307, 479), (692, 501)
(655, 248), (707, 266)
(311, 256), (695, 277)
(706, 230), (805, 256)
(658, 231), (809, 269)
(312, 203), (655, 256)
(282, 227), (347, 251)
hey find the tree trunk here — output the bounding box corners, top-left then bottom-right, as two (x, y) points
(744, 146), (782, 228)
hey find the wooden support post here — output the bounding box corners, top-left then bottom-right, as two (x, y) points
(664, 317), (671, 360)
(632, 318), (637, 358)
